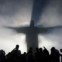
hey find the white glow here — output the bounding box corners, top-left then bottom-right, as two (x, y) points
(38, 34), (59, 51)
(13, 34), (27, 54)
(0, 0), (62, 54)
(38, 0), (62, 27)
(0, 0), (33, 54)
(38, 35), (53, 49)
(0, 30), (27, 54)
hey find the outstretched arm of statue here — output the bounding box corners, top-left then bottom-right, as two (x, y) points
(37, 25), (62, 34)
(4, 26), (29, 33)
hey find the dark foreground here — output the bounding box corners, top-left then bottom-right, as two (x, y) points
(0, 45), (62, 62)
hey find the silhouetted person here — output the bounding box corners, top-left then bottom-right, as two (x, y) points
(6, 45), (21, 62)
(0, 45), (62, 62)
(35, 48), (43, 62)
(35, 48), (40, 62)
(15, 45), (19, 50)
(39, 48), (43, 62)
(11, 45), (21, 56)
(0, 50), (6, 62)
(27, 47), (34, 62)
(50, 47), (60, 62)
(60, 49), (62, 62)
(42, 47), (50, 62)
(21, 52), (27, 62)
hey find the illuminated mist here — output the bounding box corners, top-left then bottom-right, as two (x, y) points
(0, 0), (62, 54)
(0, 0), (33, 54)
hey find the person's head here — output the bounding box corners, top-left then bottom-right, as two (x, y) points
(0, 50), (5, 55)
(39, 48), (42, 52)
(16, 45), (19, 50)
(51, 47), (55, 51)
(60, 49), (62, 52)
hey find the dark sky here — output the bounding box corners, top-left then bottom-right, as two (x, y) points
(0, 0), (62, 53)
(31, 0), (49, 23)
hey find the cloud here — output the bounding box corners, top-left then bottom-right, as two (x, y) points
(31, 0), (49, 24)
(37, 0), (62, 51)
(38, 0), (62, 27)
(0, 0), (62, 54)
(0, 0), (33, 27)
(0, 0), (33, 54)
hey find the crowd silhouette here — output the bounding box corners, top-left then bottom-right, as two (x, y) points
(0, 45), (61, 62)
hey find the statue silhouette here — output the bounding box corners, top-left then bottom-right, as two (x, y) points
(5, 0), (62, 52)
(5, 20), (62, 52)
